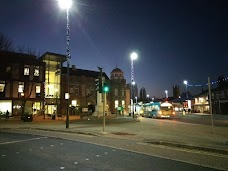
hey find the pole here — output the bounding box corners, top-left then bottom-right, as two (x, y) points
(208, 77), (214, 134)
(102, 76), (106, 132)
(103, 91), (106, 132)
(66, 8), (70, 129)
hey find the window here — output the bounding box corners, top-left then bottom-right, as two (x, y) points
(72, 100), (77, 106)
(115, 88), (118, 96)
(121, 89), (124, 97)
(18, 82), (24, 97)
(24, 65), (29, 75)
(70, 87), (74, 94)
(0, 81), (5, 92)
(18, 82), (24, 93)
(6, 66), (11, 73)
(224, 91), (228, 98)
(36, 84), (41, 97)
(122, 100), (125, 106)
(75, 88), (79, 95)
(34, 66), (39, 76)
(115, 100), (119, 108)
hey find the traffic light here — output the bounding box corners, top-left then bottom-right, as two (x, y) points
(103, 82), (109, 93)
(95, 78), (102, 93)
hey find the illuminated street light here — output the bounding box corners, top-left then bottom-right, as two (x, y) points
(130, 52), (138, 118)
(58, 0), (72, 129)
(183, 80), (188, 100)
(147, 94), (149, 102)
(165, 90), (168, 99)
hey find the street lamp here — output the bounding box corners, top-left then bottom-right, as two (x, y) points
(165, 90), (168, 99)
(147, 94), (149, 102)
(183, 80), (188, 100)
(58, 0), (72, 129)
(130, 52), (138, 118)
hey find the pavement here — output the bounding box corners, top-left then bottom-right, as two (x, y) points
(1, 114), (228, 170)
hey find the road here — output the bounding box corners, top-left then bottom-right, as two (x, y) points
(0, 132), (221, 171)
(141, 112), (228, 127)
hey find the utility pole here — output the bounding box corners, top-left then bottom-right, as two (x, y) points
(208, 77), (214, 134)
(98, 67), (105, 132)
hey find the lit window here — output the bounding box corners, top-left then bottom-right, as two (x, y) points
(24, 65), (29, 75)
(115, 100), (119, 108)
(18, 82), (24, 93)
(34, 66), (39, 76)
(0, 81), (5, 92)
(36, 85), (41, 93)
(72, 100), (77, 106)
(122, 100), (125, 106)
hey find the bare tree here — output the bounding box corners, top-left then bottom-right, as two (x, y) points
(0, 32), (14, 51)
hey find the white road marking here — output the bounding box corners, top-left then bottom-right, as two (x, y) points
(85, 158), (89, 161)
(16, 152), (20, 154)
(104, 152), (108, 154)
(74, 162), (78, 165)
(0, 137), (47, 145)
(1, 155), (6, 157)
(96, 155), (100, 157)
(50, 145), (54, 147)
(112, 149), (116, 151)
(60, 167), (65, 169)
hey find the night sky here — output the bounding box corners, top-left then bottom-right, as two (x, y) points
(1, 0), (227, 98)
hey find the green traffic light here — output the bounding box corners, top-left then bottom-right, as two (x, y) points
(103, 86), (109, 92)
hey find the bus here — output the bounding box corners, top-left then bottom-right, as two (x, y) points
(141, 101), (175, 118)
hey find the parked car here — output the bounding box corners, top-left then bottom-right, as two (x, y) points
(21, 113), (33, 122)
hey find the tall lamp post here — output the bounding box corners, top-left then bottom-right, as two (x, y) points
(130, 52), (138, 118)
(165, 90), (168, 99)
(183, 80), (188, 111)
(58, 0), (72, 128)
(183, 80), (188, 99)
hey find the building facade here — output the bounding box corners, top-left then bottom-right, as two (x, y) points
(109, 68), (129, 115)
(39, 52), (66, 118)
(0, 50), (45, 117)
(61, 65), (109, 115)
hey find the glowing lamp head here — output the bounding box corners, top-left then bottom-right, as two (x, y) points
(183, 80), (188, 85)
(130, 52), (138, 60)
(58, 0), (72, 9)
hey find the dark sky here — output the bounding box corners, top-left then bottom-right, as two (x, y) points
(1, 0), (227, 98)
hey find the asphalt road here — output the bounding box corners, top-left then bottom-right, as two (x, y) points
(0, 132), (222, 171)
(139, 113), (228, 127)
